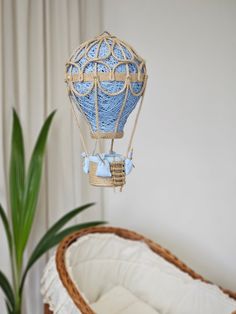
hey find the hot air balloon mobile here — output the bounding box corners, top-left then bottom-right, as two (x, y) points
(65, 32), (148, 189)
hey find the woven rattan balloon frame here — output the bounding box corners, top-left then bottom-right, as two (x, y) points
(65, 32), (148, 188)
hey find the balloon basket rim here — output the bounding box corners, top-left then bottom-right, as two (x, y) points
(89, 161), (126, 188)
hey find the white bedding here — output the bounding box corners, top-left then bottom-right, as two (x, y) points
(92, 286), (159, 314)
(41, 233), (236, 314)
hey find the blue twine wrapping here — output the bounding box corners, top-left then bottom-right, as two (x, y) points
(66, 33), (146, 134)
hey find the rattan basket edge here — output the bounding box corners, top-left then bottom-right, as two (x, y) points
(44, 226), (236, 314)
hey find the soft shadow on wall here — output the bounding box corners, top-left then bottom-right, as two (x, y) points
(102, 0), (236, 291)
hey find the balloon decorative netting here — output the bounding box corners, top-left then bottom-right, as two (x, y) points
(65, 32), (148, 189)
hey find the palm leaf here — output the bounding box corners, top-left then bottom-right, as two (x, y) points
(21, 203), (95, 283)
(34, 203), (95, 250)
(0, 204), (13, 255)
(22, 203), (95, 276)
(45, 221), (106, 247)
(5, 300), (14, 314)
(0, 270), (15, 310)
(20, 220), (105, 292)
(19, 111), (55, 260)
(5, 299), (15, 314)
(27, 220), (105, 271)
(9, 110), (25, 264)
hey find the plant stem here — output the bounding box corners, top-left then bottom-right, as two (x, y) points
(12, 243), (23, 314)
(11, 250), (18, 295)
(14, 281), (22, 314)
(14, 292), (21, 314)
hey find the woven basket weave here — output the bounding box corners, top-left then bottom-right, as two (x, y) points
(89, 161), (126, 187)
(44, 226), (236, 314)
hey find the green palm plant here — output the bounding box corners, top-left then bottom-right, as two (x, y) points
(0, 110), (105, 314)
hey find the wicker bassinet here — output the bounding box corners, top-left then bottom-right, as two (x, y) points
(44, 227), (236, 314)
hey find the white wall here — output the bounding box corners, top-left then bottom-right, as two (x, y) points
(102, 0), (236, 290)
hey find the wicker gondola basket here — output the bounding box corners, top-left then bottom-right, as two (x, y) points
(89, 161), (126, 187)
(44, 227), (236, 314)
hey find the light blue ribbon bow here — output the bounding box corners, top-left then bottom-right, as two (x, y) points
(96, 158), (112, 177)
(81, 153), (90, 174)
(125, 158), (133, 175)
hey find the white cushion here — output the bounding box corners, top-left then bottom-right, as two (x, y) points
(41, 233), (236, 314)
(92, 286), (159, 314)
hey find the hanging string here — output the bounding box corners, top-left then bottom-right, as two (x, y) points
(110, 40), (131, 153)
(92, 140), (98, 155)
(94, 76), (103, 154)
(110, 82), (130, 153)
(70, 99), (89, 155)
(126, 82), (147, 158)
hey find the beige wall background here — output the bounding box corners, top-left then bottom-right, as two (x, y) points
(102, 0), (236, 291)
